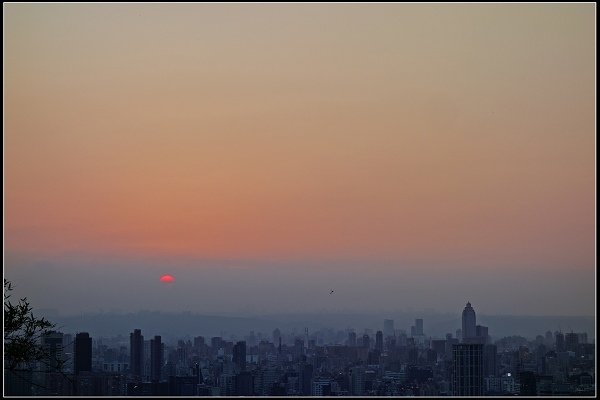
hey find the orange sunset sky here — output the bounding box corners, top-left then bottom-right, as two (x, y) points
(4, 4), (596, 315)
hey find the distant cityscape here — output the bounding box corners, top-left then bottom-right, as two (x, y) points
(5, 302), (595, 397)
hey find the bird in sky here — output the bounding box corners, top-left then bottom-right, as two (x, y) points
(330, 290), (334, 295)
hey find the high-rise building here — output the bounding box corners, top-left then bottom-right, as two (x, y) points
(258, 367), (279, 396)
(211, 337), (223, 350)
(41, 331), (64, 372)
(350, 366), (365, 395)
(220, 374), (236, 396)
(150, 336), (163, 382)
(396, 330), (407, 346)
(431, 339), (446, 357)
(74, 332), (92, 375)
(453, 343), (484, 396)
(272, 329), (281, 346)
(383, 319), (395, 338)
(312, 378), (332, 396)
(375, 331), (383, 352)
(385, 335), (396, 350)
(194, 336), (205, 349)
(362, 334), (370, 349)
(555, 332), (565, 352)
(130, 329), (144, 379)
(233, 341), (246, 372)
(445, 336), (459, 359)
(462, 302), (477, 342)
(348, 331), (357, 347)
(565, 333), (579, 352)
(294, 338), (304, 359)
(62, 333), (74, 373)
(415, 319), (424, 336)
(300, 363), (313, 396)
(476, 325), (489, 344)
(304, 328), (309, 349)
(483, 344), (497, 377)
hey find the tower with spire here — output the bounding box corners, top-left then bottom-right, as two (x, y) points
(462, 301), (477, 342)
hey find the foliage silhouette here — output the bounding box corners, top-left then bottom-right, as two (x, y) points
(4, 279), (73, 393)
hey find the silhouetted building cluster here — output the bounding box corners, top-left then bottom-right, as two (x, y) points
(5, 302), (595, 397)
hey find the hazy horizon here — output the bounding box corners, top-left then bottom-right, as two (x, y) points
(5, 250), (595, 317)
(4, 4), (595, 321)
(34, 306), (597, 320)
(25, 308), (598, 343)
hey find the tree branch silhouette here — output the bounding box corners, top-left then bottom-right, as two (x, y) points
(4, 279), (74, 392)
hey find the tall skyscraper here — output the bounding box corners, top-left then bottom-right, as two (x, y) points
(294, 338), (304, 359)
(565, 332), (579, 352)
(233, 341), (246, 372)
(300, 363), (313, 396)
(272, 328), (281, 345)
(304, 328), (309, 349)
(41, 331), (64, 372)
(348, 331), (357, 347)
(375, 331), (383, 352)
(350, 366), (365, 396)
(150, 336), (163, 382)
(130, 329), (144, 379)
(415, 319), (424, 336)
(453, 343), (484, 396)
(555, 332), (565, 352)
(62, 333), (74, 373)
(311, 378), (332, 396)
(211, 337), (223, 350)
(483, 344), (497, 378)
(194, 336), (205, 349)
(462, 302), (477, 342)
(383, 319), (395, 338)
(476, 325), (489, 344)
(362, 334), (370, 349)
(74, 332), (92, 375)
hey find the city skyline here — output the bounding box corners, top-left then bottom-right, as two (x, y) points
(4, 3), (596, 397)
(6, 301), (595, 396)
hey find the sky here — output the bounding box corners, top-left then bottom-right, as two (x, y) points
(4, 4), (596, 317)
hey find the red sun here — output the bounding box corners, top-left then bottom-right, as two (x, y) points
(160, 274), (175, 283)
